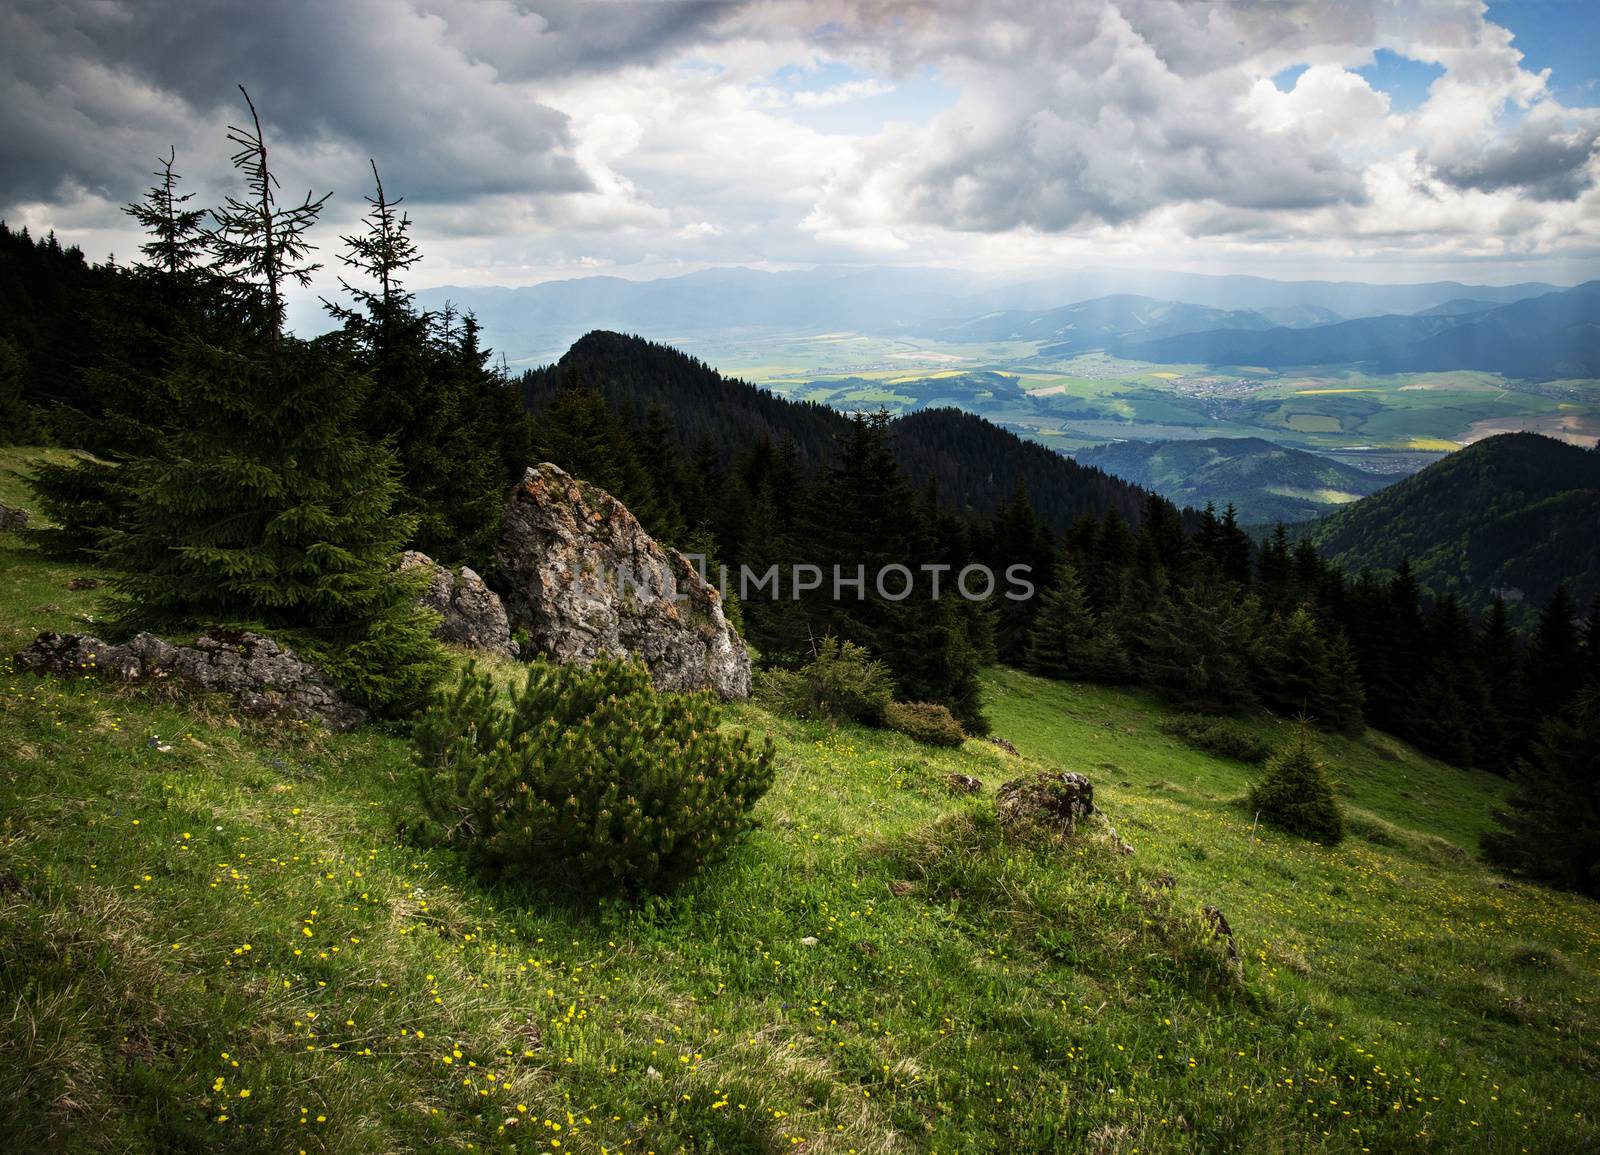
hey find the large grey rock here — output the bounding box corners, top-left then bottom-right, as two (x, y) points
(15, 630), (367, 730)
(495, 463), (752, 699)
(996, 771), (1097, 843)
(0, 501), (28, 532)
(399, 551), (517, 659)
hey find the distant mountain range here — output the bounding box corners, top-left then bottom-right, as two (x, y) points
(1114, 282), (1600, 380)
(1072, 437), (1391, 525)
(1304, 432), (1600, 616)
(930, 294), (1341, 351)
(404, 265), (1572, 369)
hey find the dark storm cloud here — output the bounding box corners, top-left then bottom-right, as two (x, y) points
(1432, 119), (1600, 201)
(0, 0), (738, 210)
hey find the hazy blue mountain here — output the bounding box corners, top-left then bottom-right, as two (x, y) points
(1415, 297), (1505, 317)
(415, 267), (981, 364)
(1072, 437), (1391, 525)
(933, 294), (1291, 349)
(965, 268), (1560, 317)
(1258, 303), (1344, 327)
(406, 265), (1572, 368)
(1374, 283), (1600, 379)
(1112, 313), (1462, 368)
(1114, 282), (1600, 379)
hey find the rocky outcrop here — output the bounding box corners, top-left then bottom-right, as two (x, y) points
(495, 463), (752, 699)
(15, 630), (367, 730)
(0, 501), (28, 532)
(997, 771), (1097, 843)
(399, 551), (517, 659)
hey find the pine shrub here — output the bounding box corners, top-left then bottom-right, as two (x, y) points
(757, 636), (894, 724)
(1161, 714), (1271, 763)
(415, 657), (776, 896)
(1248, 721), (1345, 843)
(883, 700), (967, 747)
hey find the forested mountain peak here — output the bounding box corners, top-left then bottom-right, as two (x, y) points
(1307, 432), (1600, 613)
(521, 329), (1164, 533)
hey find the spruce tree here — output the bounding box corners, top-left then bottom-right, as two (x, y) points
(1475, 597), (1522, 774)
(1527, 584), (1584, 723)
(1217, 503), (1254, 586)
(1249, 720), (1345, 843)
(1256, 607), (1362, 733)
(1142, 573), (1260, 714)
(329, 164), (514, 567)
(1482, 687), (1600, 897)
(1089, 507), (1134, 612)
(208, 87), (330, 335)
(1194, 502), (1223, 569)
(0, 336), (41, 445)
(124, 146), (208, 282)
(97, 91), (446, 715)
(987, 480), (1055, 661)
(1255, 523), (1293, 612)
(1023, 563), (1130, 683)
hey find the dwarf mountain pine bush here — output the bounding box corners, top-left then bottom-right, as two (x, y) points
(1161, 714), (1272, 764)
(882, 700), (967, 747)
(756, 635), (893, 724)
(415, 657), (775, 896)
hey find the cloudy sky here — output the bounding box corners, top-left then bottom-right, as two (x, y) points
(4, 0), (1599, 294)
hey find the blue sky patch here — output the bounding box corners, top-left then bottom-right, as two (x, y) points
(763, 62), (958, 135)
(1486, 0), (1600, 105)
(1355, 49), (1445, 114)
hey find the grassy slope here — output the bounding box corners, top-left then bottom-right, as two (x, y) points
(1, 454), (1596, 1154)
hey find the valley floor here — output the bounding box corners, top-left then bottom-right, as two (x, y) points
(1, 520), (1596, 1153)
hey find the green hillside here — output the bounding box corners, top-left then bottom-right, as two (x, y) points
(1306, 433), (1600, 614)
(1072, 437), (1390, 524)
(3, 487), (1596, 1154)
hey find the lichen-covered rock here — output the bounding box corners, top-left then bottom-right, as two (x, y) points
(495, 463), (751, 699)
(0, 501), (28, 532)
(14, 630), (367, 730)
(399, 551), (517, 659)
(996, 771), (1097, 842)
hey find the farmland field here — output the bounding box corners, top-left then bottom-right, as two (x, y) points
(680, 332), (1600, 459)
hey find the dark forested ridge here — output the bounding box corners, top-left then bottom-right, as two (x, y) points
(520, 330), (1158, 532)
(1305, 432), (1600, 615)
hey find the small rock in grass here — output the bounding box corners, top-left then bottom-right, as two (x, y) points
(944, 772), (984, 795)
(799, 936), (819, 947)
